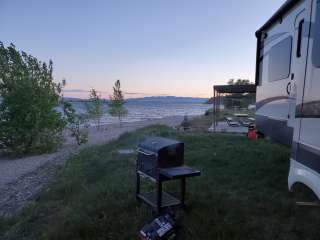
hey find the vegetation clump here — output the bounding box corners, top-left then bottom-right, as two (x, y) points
(0, 43), (65, 155)
(108, 79), (128, 126)
(181, 115), (191, 130)
(225, 79), (256, 109)
(86, 88), (104, 129)
(62, 101), (88, 145)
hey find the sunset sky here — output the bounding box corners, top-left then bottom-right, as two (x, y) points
(1, 0), (285, 98)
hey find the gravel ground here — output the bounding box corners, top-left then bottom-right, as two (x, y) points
(0, 116), (183, 216)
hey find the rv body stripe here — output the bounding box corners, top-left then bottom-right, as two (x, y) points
(291, 142), (298, 159)
(256, 96), (289, 110)
(255, 114), (293, 146)
(292, 142), (320, 174)
(295, 100), (320, 118)
(256, 97), (320, 118)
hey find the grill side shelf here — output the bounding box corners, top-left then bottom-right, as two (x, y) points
(159, 166), (201, 180)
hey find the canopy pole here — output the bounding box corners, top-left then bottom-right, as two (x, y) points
(217, 92), (220, 125)
(213, 87), (216, 132)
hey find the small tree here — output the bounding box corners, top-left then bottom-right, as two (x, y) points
(181, 115), (191, 131)
(228, 79), (251, 85)
(226, 79), (256, 109)
(86, 88), (103, 129)
(108, 80), (128, 126)
(0, 43), (65, 155)
(62, 101), (88, 145)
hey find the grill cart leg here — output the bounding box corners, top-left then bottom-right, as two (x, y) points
(157, 178), (163, 213)
(181, 178), (186, 208)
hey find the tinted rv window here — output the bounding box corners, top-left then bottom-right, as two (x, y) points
(268, 37), (292, 81)
(312, 2), (320, 67)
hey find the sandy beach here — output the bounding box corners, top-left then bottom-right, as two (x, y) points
(0, 116), (183, 215)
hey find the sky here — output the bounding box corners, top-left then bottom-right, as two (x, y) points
(0, 0), (285, 99)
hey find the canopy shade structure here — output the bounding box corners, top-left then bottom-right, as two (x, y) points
(213, 84), (257, 94)
(212, 84), (257, 131)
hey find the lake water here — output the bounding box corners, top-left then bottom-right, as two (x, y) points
(105, 102), (211, 124)
(72, 99), (211, 125)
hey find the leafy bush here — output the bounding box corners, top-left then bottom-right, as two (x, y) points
(204, 108), (213, 116)
(181, 115), (191, 130)
(108, 80), (128, 126)
(62, 101), (88, 145)
(0, 43), (65, 155)
(86, 88), (104, 129)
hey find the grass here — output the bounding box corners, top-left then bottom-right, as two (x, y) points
(187, 108), (255, 131)
(1, 125), (320, 239)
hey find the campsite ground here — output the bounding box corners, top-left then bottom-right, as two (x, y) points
(1, 124), (319, 240)
(187, 108), (255, 131)
(0, 116), (183, 216)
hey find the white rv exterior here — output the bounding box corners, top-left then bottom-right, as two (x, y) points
(255, 0), (320, 198)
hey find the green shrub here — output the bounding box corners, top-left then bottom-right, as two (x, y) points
(86, 88), (104, 129)
(0, 43), (65, 155)
(62, 101), (88, 145)
(181, 115), (191, 130)
(204, 108), (213, 116)
(108, 80), (128, 126)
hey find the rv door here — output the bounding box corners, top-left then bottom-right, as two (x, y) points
(288, 0), (320, 199)
(297, 0), (320, 177)
(287, 9), (311, 128)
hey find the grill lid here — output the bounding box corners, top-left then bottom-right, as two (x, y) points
(138, 137), (182, 153)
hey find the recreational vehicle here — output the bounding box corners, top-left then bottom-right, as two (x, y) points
(255, 0), (320, 199)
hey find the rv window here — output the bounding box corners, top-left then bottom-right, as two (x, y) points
(312, 2), (320, 67)
(268, 37), (292, 81)
(296, 20), (304, 58)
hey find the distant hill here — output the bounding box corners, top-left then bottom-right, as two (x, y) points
(62, 97), (108, 103)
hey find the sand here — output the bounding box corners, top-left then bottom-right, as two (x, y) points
(0, 116), (183, 215)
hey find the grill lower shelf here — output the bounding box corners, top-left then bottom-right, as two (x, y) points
(138, 191), (181, 208)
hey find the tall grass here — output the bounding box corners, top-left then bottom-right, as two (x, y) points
(1, 125), (320, 240)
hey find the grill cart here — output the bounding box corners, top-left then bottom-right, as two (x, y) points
(136, 137), (201, 213)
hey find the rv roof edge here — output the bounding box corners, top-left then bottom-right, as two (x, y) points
(256, 0), (303, 37)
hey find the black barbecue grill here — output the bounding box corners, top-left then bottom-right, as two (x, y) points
(137, 137), (184, 179)
(136, 137), (201, 213)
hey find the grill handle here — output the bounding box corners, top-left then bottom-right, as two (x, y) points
(136, 148), (155, 156)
